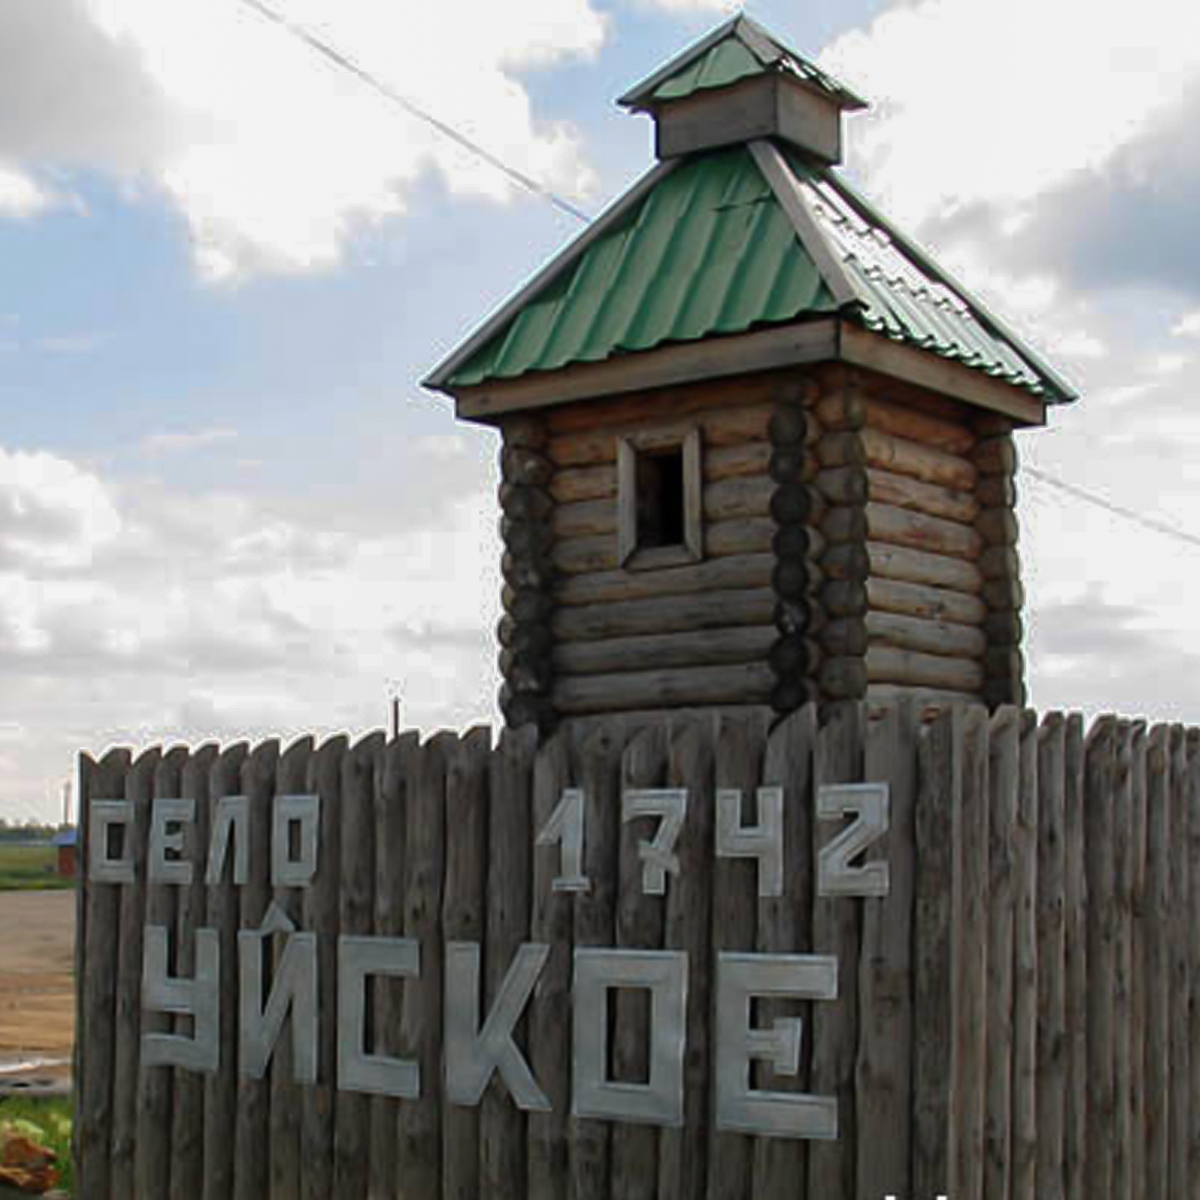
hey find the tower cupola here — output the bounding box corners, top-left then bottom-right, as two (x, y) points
(617, 14), (868, 164)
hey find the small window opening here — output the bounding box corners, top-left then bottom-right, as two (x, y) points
(618, 426), (702, 569)
(637, 447), (685, 549)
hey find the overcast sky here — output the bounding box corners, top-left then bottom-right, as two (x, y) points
(2, 0), (1199, 821)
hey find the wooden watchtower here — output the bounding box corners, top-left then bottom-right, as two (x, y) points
(425, 15), (1076, 731)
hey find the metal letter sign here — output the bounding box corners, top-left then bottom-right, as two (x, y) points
(621, 789), (687, 895)
(142, 924), (220, 1073)
(444, 942), (550, 1110)
(338, 935), (420, 1097)
(573, 949), (687, 1127)
(816, 782), (891, 897)
(148, 798), (194, 885)
(715, 787), (785, 897)
(90, 799), (135, 884)
(536, 788), (589, 892)
(714, 952), (839, 1139)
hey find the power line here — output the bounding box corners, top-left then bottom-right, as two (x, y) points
(236, 0), (592, 225)
(1025, 465), (1200, 553)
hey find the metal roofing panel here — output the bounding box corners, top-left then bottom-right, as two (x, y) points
(785, 150), (1061, 398)
(621, 15), (867, 112)
(448, 147), (837, 387)
(442, 138), (1072, 405)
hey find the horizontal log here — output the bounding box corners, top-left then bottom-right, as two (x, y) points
(822, 617), (868, 658)
(704, 476), (774, 522)
(867, 684), (983, 711)
(980, 546), (1020, 581)
(865, 610), (987, 659)
(772, 559), (809, 601)
(985, 647), (1025, 681)
(551, 516), (779, 575)
(867, 468), (979, 524)
(500, 415), (547, 450)
(553, 498), (614, 539)
(553, 625), (777, 676)
(497, 617), (552, 655)
(552, 534), (615, 576)
(867, 542), (983, 594)
(815, 389), (866, 432)
(972, 414), (1014, 437)
(709, 517), (775, 557)
(984, 610), (1023, 646)
(707, 441), (774, 483)
(553, 662), (775, 714)
(865, 645), (984, 692)
(866, 577), (987, 627)
(976, 509), (1019, 547)
(501, 446), (553, 488)
(768, 634), (820, 677)
(553, 587), (775, 642)
(545, 373), (813, 434)
(820, 656), (868, 699)
(769, 483), (812, 526)
(501, 552), (554, 591)
(768, 407), (809, 447)
(816, 431), (866, 468)
(502, 485), (553, 523)
(977, 475), (1017, 508)
(860, 428), (978, 491)
(503, 586), (552, 623)
(822, 506), (868, 545)
(973, 436), (1017, 477)
(771, 677), (818, 713)
(548, 404), (776, 467)
(823, 543), (871, 582)
(822, 580), (868, 618)
(775, 598), (814, 637)
(551, 463), (614, 504)
(549, 443), (779, 504)
(768, 445), (818, 486)
(864, 502), (982, 561)
(498, 649), (553, 693)
(982, 578), (1025, 611)
(555, 553), (773, 607)
(863, 396), (976, 456)
(817, 466), (868, 506)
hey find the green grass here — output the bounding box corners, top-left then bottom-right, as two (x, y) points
(0, 844), (73, 892)
(0, 1094), (73, 1194)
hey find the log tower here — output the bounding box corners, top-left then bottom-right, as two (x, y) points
(425, 15), (1076, 731)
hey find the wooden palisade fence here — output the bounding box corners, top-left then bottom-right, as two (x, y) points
(74, 703), (1200, 1199)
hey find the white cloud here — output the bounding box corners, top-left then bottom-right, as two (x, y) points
(1173, 311), (1200, 337)
(0, 165), (53, 218)
(823, 0), (1200, 227)
(69, 0), (607, 280)
(0, 0), (607, 279)
(0, 448), (121, 570)
(0, 435), (500, 820)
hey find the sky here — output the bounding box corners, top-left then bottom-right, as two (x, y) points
(2, 0), (1200, 821)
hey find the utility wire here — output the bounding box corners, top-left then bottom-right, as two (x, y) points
(1025, 465), (1200, 553)
(236, 0), (592, 224)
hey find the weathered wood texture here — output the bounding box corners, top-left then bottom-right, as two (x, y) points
(858, 400), (987, 702)
(545, 377), (819, 721)
(75, 704), (1200, 1199)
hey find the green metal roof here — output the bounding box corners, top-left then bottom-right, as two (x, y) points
(434, 143), (1074, 403)
(785, 152), (1067, 399)
(446, 148), (838, 388)
(618, 15), (867, 113)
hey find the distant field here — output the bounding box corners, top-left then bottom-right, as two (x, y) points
(0, 845), (71, 892)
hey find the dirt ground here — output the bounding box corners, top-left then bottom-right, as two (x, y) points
(0, 891), (75, 1084)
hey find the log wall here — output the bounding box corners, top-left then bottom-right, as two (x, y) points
(542, 372), (813, 721)
(496, 365), (1027, 724)
(75, 703), (1200, 1199)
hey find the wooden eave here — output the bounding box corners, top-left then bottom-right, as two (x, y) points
(447, 317), (1048, 427)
